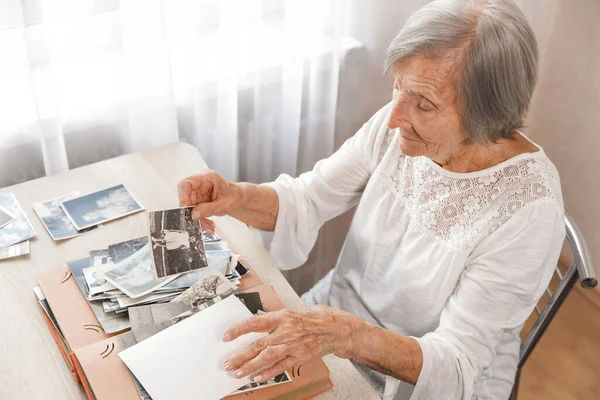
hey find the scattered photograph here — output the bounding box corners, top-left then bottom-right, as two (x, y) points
(206, 249), (232, 276)
(129, 302), (193, 342)
(232, 372), (292, 395)
(0, 205), (15, 229)
(32, 192), (92, 240)
(172, 270), (238, 310)
(0, 192), (37, 249)
(66, 256), (93, 298)
(98, 243), (177, 298)
(234, 292), (266, 315)
(116, 291), (180, 309)
(204, 241), (228, 252)
(103, 300), (120, 313)
(82, 264), (117, 296)
(92, 254), (111, 266)
(109, 236), (148, 264)
(149, 207), (208, 279)
(130, 302), (192, 331)
(0, 240), (30, 260)
(202, 231), (221, 243)
(89, 249), (110, 258)
(60, 184), (144, 231)
(161, 268), (212, 291)
(226, 253), (239, 277)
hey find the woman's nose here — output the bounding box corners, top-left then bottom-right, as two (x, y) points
(388, 92), (410, 129)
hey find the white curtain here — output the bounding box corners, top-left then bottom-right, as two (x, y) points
(0, 0), (349, 186)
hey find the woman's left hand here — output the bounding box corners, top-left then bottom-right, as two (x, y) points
(222, 305), (363, 383)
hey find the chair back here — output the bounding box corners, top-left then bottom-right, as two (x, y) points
(518, 213), (598, 368)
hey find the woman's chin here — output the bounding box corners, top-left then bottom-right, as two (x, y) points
(399, 141), (424, 157)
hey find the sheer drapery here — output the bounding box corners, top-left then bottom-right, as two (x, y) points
(0, 0), (349, 186)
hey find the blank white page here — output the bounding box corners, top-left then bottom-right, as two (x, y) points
(118, 295), (267, 400)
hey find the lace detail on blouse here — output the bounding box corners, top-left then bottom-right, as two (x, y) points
(380, 134), (562, 252)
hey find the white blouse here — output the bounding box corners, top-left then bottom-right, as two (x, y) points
(265, 103), (565, 400)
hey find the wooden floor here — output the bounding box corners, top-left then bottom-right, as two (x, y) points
(518, 285), (600, 399)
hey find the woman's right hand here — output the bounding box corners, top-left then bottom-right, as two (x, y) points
(178, 169), (244, 225)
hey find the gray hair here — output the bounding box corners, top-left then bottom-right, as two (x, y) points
(385, 0), (538, 143)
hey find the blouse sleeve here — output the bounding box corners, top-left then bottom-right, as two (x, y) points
(410, 200), (565, 400)
(265, 103), (392, 270)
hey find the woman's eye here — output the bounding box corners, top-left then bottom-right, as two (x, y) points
(418, 102), (434, 112)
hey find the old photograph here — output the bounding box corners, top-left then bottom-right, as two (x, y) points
(32, 192), (88, 240)
(149, 207), (208, 278)
(99, 243), (177, 298)
(129, 302), (193, 342)
(206, 249), (232, 276)
(172, 270), (238, 310)
(0, 205), (15, 229)
(0, 193), (37, 249)
(60, 184), (144, 231)
(109, 236), (148, 263)
(161, 268), (212, 291)
(232, 372), (292, 394)
(0, 240), (30, 260)
(82, 264), (117, 296)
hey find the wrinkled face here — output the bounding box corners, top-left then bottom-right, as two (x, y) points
(388, 56), (465, 162)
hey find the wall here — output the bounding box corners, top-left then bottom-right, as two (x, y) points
(523, 0), (600, 281)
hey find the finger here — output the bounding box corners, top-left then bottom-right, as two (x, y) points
(178, 180), (193, 207)
(178, 176), (215, 206)
(223, 314), (276, 342)
(191, 203), (221, 220)
(200, 218), (215, 232)
(228, 344), (290, 379)
(251, 357), (297, 384)
(224, 337), (270, 372)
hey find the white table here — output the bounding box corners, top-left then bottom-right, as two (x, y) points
(0, 143), (380, 400)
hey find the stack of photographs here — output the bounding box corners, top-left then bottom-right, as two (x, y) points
(0, 193), (37, 261)
(32, 185), (144, 242)
(66, 231), (246, 335)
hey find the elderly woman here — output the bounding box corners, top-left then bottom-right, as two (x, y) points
(179, 0), (565, 398)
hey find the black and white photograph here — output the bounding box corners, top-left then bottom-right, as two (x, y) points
(205, 249), (232, 276)
(161, 268), (212, 291)
(149, 207), (208, 278)
(66, 256), (93, 298)
(108, 236), (149, 263)
(60, 184), (144, 231)
(82, 264), (117, 296)
(0, 240), (30, 261)
(204, 241), (228, 252)
(0, 192), (37, 249)
(232, 372), (292, 394)
(98, 243), (177, 298)
(202, 231), (221, 243)
(0, 205), (15, 229)
(129, 302), (193, 342)
(234, 292), (266, 315)
(172, 270), (238, 310)
(32, 192), (88, 240)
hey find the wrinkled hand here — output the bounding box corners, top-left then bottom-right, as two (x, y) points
(222, 305), (362, 383)
(178, 170), (243, 230)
